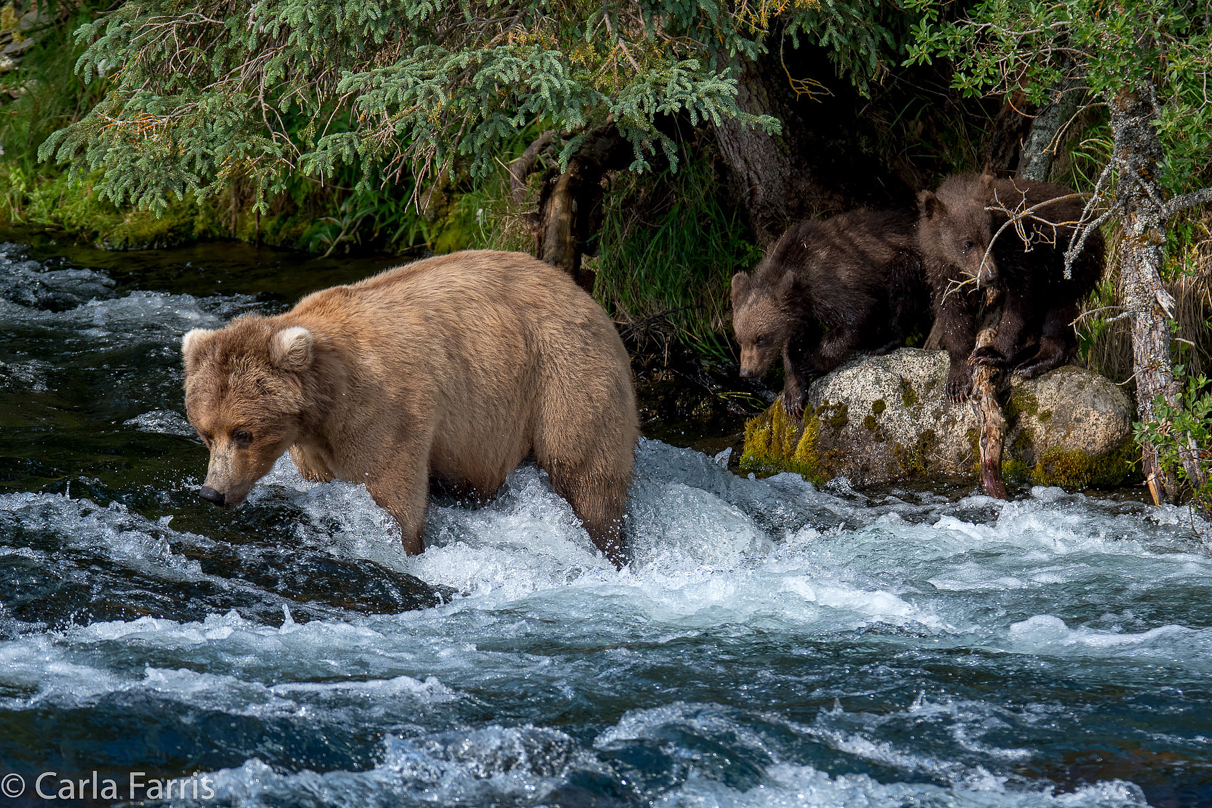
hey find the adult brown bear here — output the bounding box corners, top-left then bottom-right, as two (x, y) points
(917, 174), (1105, 402)
(181, 250), (639, 567)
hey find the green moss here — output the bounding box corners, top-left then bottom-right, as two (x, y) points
(1038, 409), (1053, 423)
(872, 399), (886, 415)
(1030, 441), (1141, 488)
(899, 377), (918, 408)
(827, 402), (849, 430)
(893, 429), (938, 477)
(739, 398), (829, 485)
(1013, 428), (1035, 457)
(1005, 387), (1040, 421)
(863, 414), (878, 431)
(1001, 457), (1032, 485)
(790, 416), (828, 485)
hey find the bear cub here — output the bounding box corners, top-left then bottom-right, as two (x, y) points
(182, 250), (639, 568)
(731, 208), (929, 418)
(917, 174), (1105, 401)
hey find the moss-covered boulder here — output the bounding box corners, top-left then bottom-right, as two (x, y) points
(740, 348), (1138, 489)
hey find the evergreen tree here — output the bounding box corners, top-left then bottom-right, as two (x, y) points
(39, 0), (915, 278)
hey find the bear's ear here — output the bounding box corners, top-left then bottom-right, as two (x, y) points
(731, 272), (751, 305)
(182, 328), (216, 374)
(918, 190), (944, 221)
(271, 326), (314, 371)
(775, 269), (796, 298)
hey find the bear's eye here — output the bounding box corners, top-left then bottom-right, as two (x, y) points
(232, 429), (253, 447)
(197, 430), (212, 448)
(755, 335), (767, 346)
(963, 240), (975, 252)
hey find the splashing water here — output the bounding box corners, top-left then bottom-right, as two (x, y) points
(0, 238), (1209, 807)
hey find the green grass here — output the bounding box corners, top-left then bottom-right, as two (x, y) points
(593, 153), (761, 362)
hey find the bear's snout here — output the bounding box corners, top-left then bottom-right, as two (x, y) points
(739, 366), (759, 379)
(198, 486), (227, 506)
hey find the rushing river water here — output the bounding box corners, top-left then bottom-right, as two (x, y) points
(0, 236), (1210, 808)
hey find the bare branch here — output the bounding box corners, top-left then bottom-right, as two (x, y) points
(1163, 186), (1212, 219)
(508, 130), (556, 206)
(981, 190), (1090, 282)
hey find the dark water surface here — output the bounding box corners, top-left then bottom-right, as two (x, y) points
(0, 235), (1210, 807)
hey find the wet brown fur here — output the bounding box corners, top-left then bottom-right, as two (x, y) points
(918, 174), (1105, 401)
(182, 250), (639, 567)
(731, 208), (929, 418)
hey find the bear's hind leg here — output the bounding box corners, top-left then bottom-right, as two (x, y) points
(1011, 302), (1078, 382)
(546, 468), (631, 568)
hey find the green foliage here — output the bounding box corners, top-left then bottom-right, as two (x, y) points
(35, 0), (927, 216)
(1134, 365), (1212, 512)
(38, 1), (762, 214)
(904, 0), (1212, 196)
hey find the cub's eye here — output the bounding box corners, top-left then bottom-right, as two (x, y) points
(232, 429), (253, 447)
(755, 335), (767, 346)
(963, 240), (976, 252)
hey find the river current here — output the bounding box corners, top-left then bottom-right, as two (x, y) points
(0, 238), (1209, 807)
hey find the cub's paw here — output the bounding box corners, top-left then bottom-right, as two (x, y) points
(969, 346), (1010, 368)
(781, 387), (808, 420)
(1010, 354), (1058, 383)
(945, 373), (972, 404)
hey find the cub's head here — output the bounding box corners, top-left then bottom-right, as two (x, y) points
(918, 174), (998, 286)
(731, 269), (795, 379)
(181, 318), (315, 509)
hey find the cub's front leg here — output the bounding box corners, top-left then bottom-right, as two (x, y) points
(780, 330), (816, 419)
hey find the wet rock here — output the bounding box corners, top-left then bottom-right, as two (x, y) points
(740, 348), (1138, 489)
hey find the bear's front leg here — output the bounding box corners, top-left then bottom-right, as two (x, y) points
(971, 289), (1033, 370)
(780, 331), (815, 420)
(932, 287), (978, 402)
(366, 452), (431, 556)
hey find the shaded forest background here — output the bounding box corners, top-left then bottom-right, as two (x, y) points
(1, 0), (1210, 502)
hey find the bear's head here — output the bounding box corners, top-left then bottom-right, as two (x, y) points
(181, 317), (315, 509)
(731, 269), (795, 379)
(918, 173), (998, 287)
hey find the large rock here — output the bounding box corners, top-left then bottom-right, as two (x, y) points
(740, 348), (1139, 489)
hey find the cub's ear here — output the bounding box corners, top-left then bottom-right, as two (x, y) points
(182, 328), (216, 375)
(775, 269), (796, 298)
(271, 326), (314, 371)
(918, 190), (944, 221)
(731, 272), (751, 305)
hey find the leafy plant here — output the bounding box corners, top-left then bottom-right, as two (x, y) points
(1134, 364), (1212, 514)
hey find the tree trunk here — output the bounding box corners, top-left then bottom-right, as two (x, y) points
(712, 54), (847, 244)
(984, 86), (1036, 176)
(1110, 87), (1196, 504)
(1017, 79), (1084, 183)
(533, 124), (631, 290)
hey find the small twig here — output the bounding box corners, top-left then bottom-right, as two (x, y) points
(508, 130), (556, 206)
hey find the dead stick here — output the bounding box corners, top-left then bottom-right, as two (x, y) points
(971, 312), (1008, 499)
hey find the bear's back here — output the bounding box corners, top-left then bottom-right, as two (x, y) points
(758, 208), (921, 310)
(988, 178), (1104, 289)
(289, 250), (628, 397)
